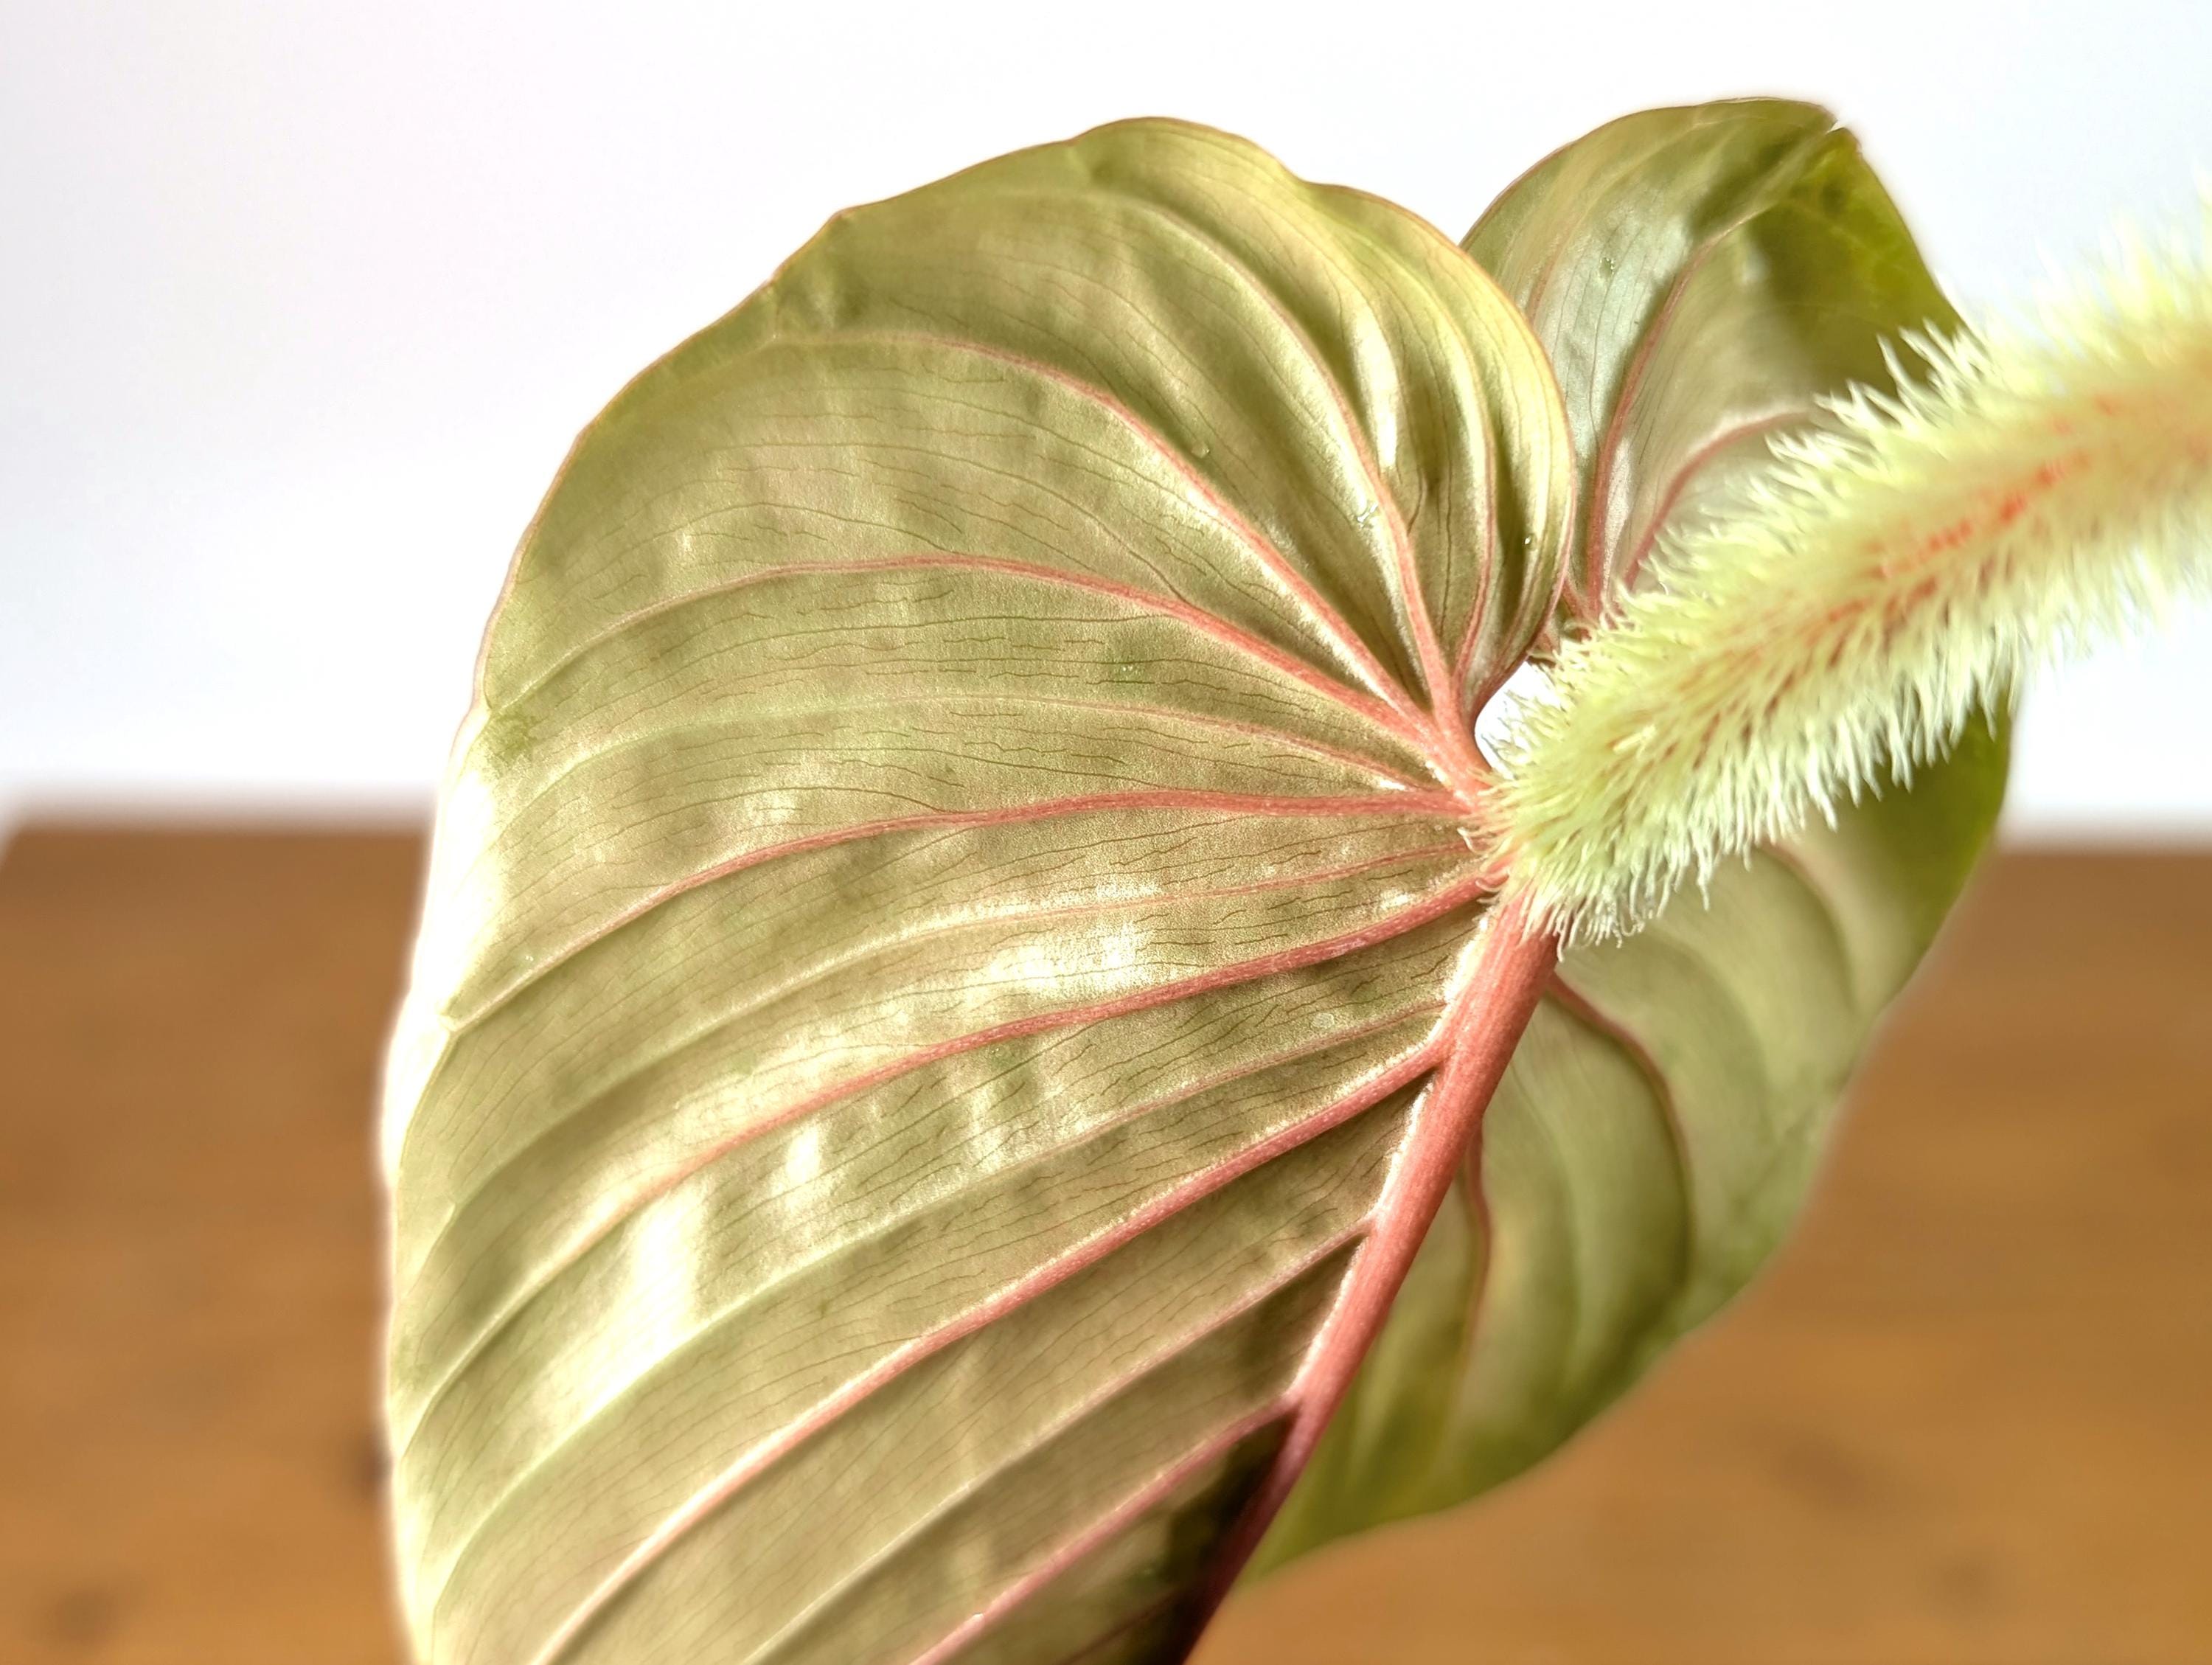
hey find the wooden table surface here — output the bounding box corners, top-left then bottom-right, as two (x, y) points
(1, 830), (2206, 1665)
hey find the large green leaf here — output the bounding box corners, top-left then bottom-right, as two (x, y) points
(382, 120), (1580, 1665)
(1253, 100), (2008, 1571)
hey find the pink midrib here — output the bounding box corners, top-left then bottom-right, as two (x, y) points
(1178, 898), (1557, 1646)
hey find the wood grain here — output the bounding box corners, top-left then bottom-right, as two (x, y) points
(0, 830), (2205, 1664)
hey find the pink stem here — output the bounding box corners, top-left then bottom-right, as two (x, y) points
(1182, 897), (1559, 1638)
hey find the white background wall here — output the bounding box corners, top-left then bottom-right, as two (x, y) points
(4, 0), (2207, 836)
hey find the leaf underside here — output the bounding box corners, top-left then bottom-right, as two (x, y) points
(382, 105), (2005, 1665)
(384, 118), (1575, 1665)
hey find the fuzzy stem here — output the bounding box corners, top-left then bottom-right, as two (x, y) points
(1490, 214), (2212, 942)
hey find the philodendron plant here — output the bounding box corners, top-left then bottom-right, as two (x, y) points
(380, 101), (2211, 1665)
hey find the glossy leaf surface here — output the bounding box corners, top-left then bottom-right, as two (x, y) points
(1254, 100), (2007, 1571)
(383, 120), (1576, 1665)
